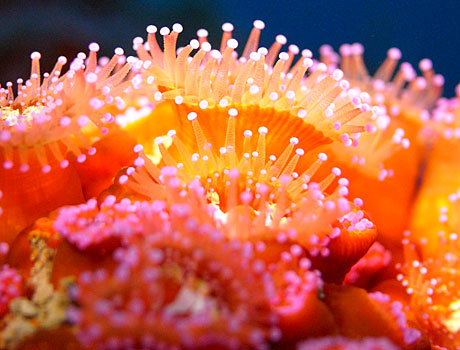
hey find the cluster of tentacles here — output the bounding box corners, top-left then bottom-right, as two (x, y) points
(0, 20), (459, 350)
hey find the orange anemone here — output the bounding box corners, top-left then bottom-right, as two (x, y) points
(50, 196), (152, 285)
(400, 231), (460, 349)
(410, 88), (460, 258)
(114, 21), (374, 172)
(318, 44), (443, 252)
(0, 20), (450, 350)
(111, 112), (377, 281)
(0, 46), (132, 244)
(70, 197), (279, 350)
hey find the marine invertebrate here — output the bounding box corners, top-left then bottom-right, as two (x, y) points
(401, 215), (460, 348)
(102, 22), (379, 282)
(320, 44), (443, 119)
(50, 195), (150, 285)
(0, 18), (454, 350)
(316, 44), (443, 251)
(54, 196), (142, 252)
(115, 111), (376, 281)
(70, 197), (279, 350)
(116, 21), (374, 165)
(0, 45), (131, 243)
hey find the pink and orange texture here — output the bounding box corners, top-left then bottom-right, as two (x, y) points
(0, 20), (459, 349)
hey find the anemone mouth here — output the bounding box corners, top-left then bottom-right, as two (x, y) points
(1, 105), (44, 130)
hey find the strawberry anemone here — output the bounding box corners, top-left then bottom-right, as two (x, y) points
(69, 197), (280, 350)
(114, 21), (375, 172)
(401, 215), (460, 348)
(9, 194), (168, 291)
(318, 44), (443, 252)
(410, 86), (460, 258)
(104, 23), (379, 282)
(111, 109), (377, 282)
(0, 45), (132, 244)
(114, 169), (341, 344)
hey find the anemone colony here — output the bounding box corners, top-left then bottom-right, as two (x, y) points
(0, 20), (459, 350)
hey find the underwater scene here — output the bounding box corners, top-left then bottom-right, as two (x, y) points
(0, 1), (459, 349)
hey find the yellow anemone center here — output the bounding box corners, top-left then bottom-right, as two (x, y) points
(1, 105), (43, 130)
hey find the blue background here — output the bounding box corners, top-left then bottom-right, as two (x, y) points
(1, 0), (459, 96)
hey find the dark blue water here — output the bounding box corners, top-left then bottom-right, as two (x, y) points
(0, 0), (458, 96)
